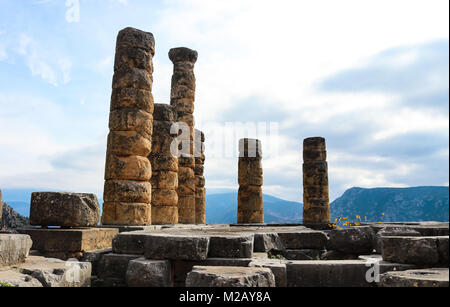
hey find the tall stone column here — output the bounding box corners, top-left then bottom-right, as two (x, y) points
(302, 137), (330, 224)
(194, 129), (206, 224)
(102, 27), (155, 226)
(238, 138), (264, 224)
(149, 104), (179, 224)
(169, 47), (198, 224)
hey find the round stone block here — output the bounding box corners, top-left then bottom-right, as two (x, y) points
(114, 47), (153, 73)
(113, 67), (153, 91)
(102, 202), (151, 226)
(107, 131), (152, 157)
(116, 27), (155, 55)
(104, 180), (151, 203)
(109, 109), (153, 140)
(150, 170), (178, 190)
(151, 189), (178, 207)
(110, 87), (154, 114)
(151, 206), (179, 225)
(105, 154), (152, 181)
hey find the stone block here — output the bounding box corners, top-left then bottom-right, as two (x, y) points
(107, 131), (152, 157)
(109, 109), (153, 140)
(114, 47), (153, 73)
(0, 270), (43, 287)
(381, 236), (445, 265)
(126, 257), (171, 287)
(208, 234), (254, 258)
(151, 171), (178, 190)
(80, 248), (112, 276)
(112, 67), (153, 91)
(186, 266), (275, 287)
(112, 231), (148, 255)
(97, 253), (141, 280)
(151, 189), (178, 207)
(110, 87), (154, 114)
(150, 154), (178, 172)
(249, 259), (287, 287)
(277, 230), (328, 250)
(30, 192), (100, 227)
(144, 233), (209, 261)
(303, 149), (327, 162)
(116, 27), (155, 54)
(104, 180), (151, 203)
(328, 226), (375, 254)
(102, 202), (151, 226)
(303, 137), (326, 151)
(374, 226), (421, 253)
(279, 249), (324, 260)
(253, 232), (285, 252)
(378, 268), (449, 287)
(104, 154), (152, 181)
(18, 228), (118, 260)
(0, 234), (32, 267)
(151, 206), (178, 225)
(237, 209), (264, 224)
(153, 104), (176, 121)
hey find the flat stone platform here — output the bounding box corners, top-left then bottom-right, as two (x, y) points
(17, 227), (119, 260)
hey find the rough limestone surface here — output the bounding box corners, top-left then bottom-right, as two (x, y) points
(194, 129), (206, 224)
(0, 234), (32, 267)
(0, 189), (3, 225)
(277, 249), (324, 260)
(328, 226), (375, 254)
(97, 253), (141, 287)
(144, 234), (209, 261)
(80, 248), (112, 276)
(186, 266), (276, 287)
(286, 259), (416, 287)
(374, 226), (421, 253)
(302, 137), (330, 224)
(249, 259), (287, 287)
(277, 230), (328, 250)
(29, 192), (100, 227)
(126, 257), (171, 287)
(170, 47), (198, 224)
(238, 138), (264, 224)
(0, 255), (91, 287)
(381, 236), (448, 266)
(208, 234), (254, 258)
(102, 27), (155, 226)
(18, 228), (118, 260)
(253, 232), (285, 252)
(378, 268), (449, 287)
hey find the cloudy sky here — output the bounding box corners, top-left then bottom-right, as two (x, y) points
(0, 0), (448, 202)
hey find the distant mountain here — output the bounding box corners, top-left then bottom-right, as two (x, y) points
(206, 192), (302, 224)
(1, 202), (30, 229)
(330, 186), (449, 222)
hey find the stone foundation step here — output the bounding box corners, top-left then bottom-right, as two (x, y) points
(286, 259), (416, 287)
(378, 268), (449, 287)
(17, 227), (119, 260)
(381, 236), (449, 266)
(0, 234), (32, 267)
(185, 266), (276, 287)
(0, 255), (91, 287)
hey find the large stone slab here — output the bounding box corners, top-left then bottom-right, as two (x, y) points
(186, 266), (276, 287)
(365, 222), (449, 237)
(208, 233), (254, 258)
(30, 192), (100, 227)
(126, 257), (171, 287)
(18, 228), (119, 260)
(378, 268), (449, 287)
(328, 226), (375, 254)
(381, 236), (448, 266)
(80, 248), (112, 276)
(0, 255), (91, 287)
(286, 259), (416, 287)
(253, 232), (284, 252)
(277, 230), (328, 250)
(374, 226), (421, 253)
(144, 233), (209, 261)
(0, 234), (32, 267)
(249, 258), (287, 287)
(97, 253), (141, 286)
(273, 249), (324, 260)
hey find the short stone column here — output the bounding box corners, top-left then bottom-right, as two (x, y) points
(238, 138), (264, 224)
(302, 137), (330, 224)
(194, 129), (206, 224)
(102, 27), (155, 226)
(0, 189), (3, 226)
(149, 104), (179, 224)
(169, 47), (198, 224)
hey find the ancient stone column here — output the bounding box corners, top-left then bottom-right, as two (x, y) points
(102, 27), (155, 226)
(302, 137), (330, 224)
(149, 104), (179, 224)
(238, 138), (264, 224)
(194, 129), (206, 224)
(0, 189), (3, 226)
(169, 47), (198, 224)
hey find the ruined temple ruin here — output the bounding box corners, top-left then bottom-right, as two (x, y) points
(1, 27), (448, 288)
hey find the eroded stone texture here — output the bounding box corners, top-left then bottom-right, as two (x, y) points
(374, 226), (421, 253)
(0, 234), (32, 267)
(149, 104), (179, 225)
(30, 192), (100, 227)
(186, 266), (276, 287)
(195, 129), (206, 224)
(328, 226), (375, 255)
(126, 257), (171, 287)
(381, 236), (448, 266)
(144, 233), (209, 261)
(238, 139), (264, 224)
(302, 137), (330, 224)
(170, 47), (198, 224)
(379, 268), (449, 287)
(249, 259), (287, 287)
(0, 189), (3, 225)
(102, 27), (155, 226)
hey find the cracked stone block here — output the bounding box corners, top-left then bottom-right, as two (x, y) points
(30, 192), (100, 227)
(374, 226), (421, 253)
(186, 266), (276, 287)
(0, 234), (32, 267)
(328, 226), (375, 254)
(144, 234), (209, 261)
(378, 268), (449, 287)
(253, 232), (284, 252)
(208, 234), (254, 258)
(126, 257), (171, 287)
(277, 230), (328, 250)
(249, 258), (287, 287)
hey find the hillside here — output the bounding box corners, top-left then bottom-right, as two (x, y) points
(330, 186), (449, 222)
